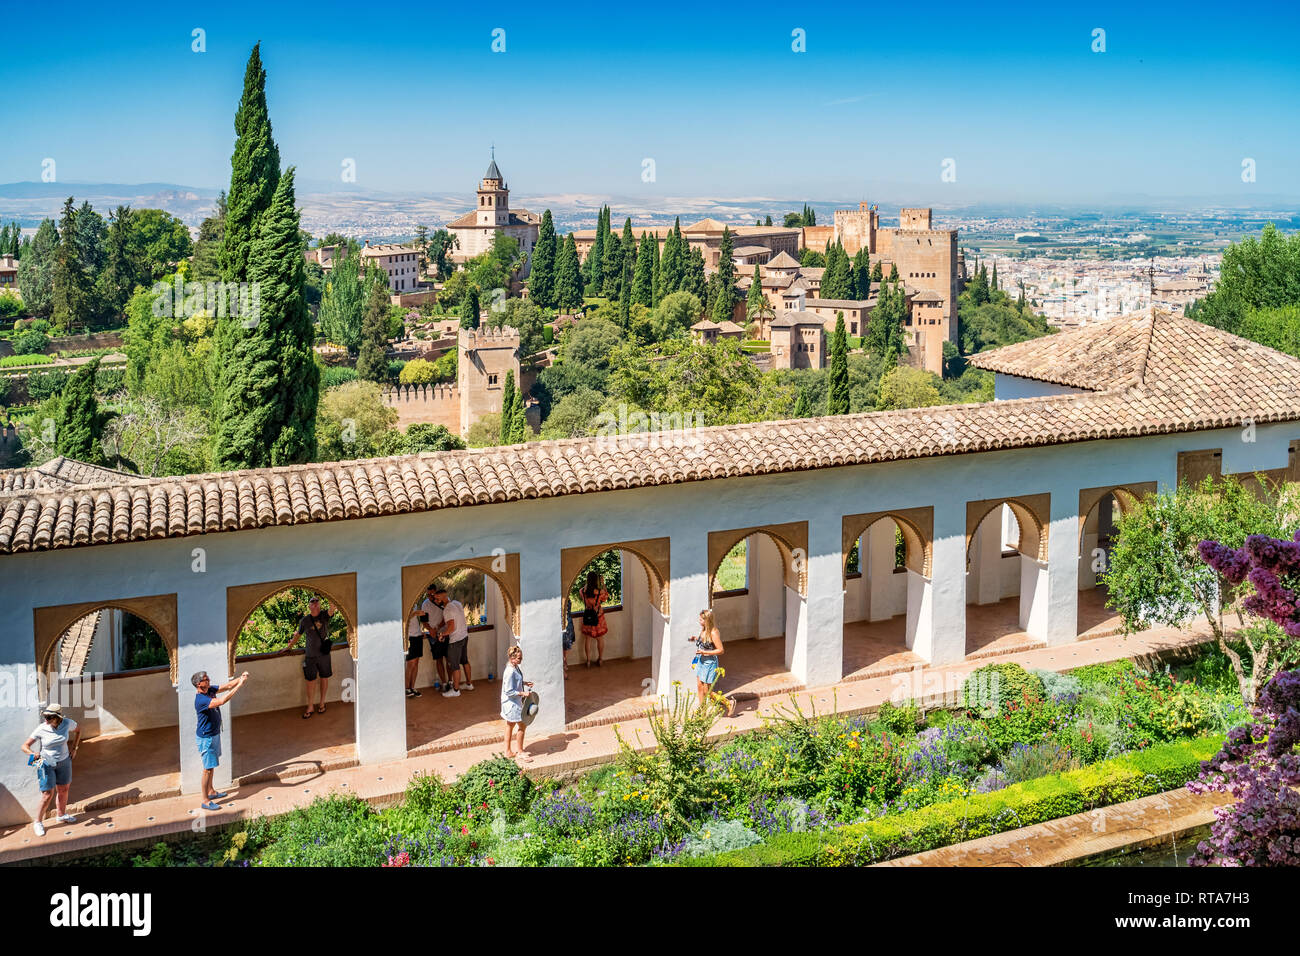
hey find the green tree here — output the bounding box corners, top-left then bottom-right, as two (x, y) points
(799, 248), (826, 268)
(659, 218), (685, 299)
(632, 232), (655, 308)
(851, 247), (871, 299)
(683, 246), (706, 302)
(586, 206), (607, 293)
(1194, 224), (1300, 335)
(212, 168), (318, 469)
(529, 209), (557, 308)
(554, 234), (583, 313)
(55, 357), (112, 463)
(826, 313), (849, 415)
(319, 250), (382, 351)
(711, 227), (736, 323)
(650, 290), (703, 342)
(426, 229), (458, 280)
(793, 386), (811, 418)
(746, 264), (765, 318)
(355, 280), (392, 382)
(1103, 476), (1294, 706)
(870, 260), (882, 282)
(189, 192), (227, 283)
(51, 197), (89, 333)
(499, 370), (517, 444)
(15, 219), (57, 317)
(315, 379), (397, 461)
(868, 280), (908, 364)
(876, 365), (942, 410)
(459, 285), (481, 329)
(508, 385), (528, 444)
(821, 241), (852, 300)
(220, 43), (281, 287)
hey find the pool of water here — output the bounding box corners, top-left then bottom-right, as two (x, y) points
(1077, 825), (1211, 867)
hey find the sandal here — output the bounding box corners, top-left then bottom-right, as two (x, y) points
(302, 709), (313, 719)
(317, 704), (326, 714)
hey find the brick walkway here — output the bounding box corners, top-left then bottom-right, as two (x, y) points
(0, 616), (1210, 865)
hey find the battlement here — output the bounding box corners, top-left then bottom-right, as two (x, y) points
(459, 325), (520, 350)
(383, 383), (460, 404)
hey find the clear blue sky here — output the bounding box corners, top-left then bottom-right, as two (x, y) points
(3, 0), (1297, 202)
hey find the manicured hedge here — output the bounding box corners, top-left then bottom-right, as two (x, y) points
(687, 735), (1223, 867)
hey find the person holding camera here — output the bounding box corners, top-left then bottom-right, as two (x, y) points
(287, 595), (334, 718)
(687, 607), (730, 711)
(578, 571), (609, 667)
(192, 669), (249, 811)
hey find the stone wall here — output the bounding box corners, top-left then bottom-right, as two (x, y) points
(381, 383), (461, 431)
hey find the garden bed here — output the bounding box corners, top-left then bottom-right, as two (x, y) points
(69, 646), (1250, 868)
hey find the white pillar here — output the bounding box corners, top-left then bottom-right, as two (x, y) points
(754, 536), (785, 639)
(793, 515), (843, 688)
(866, 520), (896, 622)
(517, 548), (566, 738)
(1019, 556), (1049, 638)
(1045, 491), (1082, 645)
(0, 602), (45, 825)
(926, 500), (967, 665)
(904, 570), (932, 658)
(352, 567), (406, 765)
(176, 584), (232, 796)
(665, 530), (708, 705)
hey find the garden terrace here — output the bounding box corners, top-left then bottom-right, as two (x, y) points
(0, 312), (1298, 834)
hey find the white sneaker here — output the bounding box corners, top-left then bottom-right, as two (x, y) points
(58, 814), (76, 824)
(441, 688), (460, 698)
(33, 821), (45, 837)
(459, 683), (474, 691)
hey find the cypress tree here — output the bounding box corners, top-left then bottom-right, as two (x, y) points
(651, 230), (661, 307)
(631, 232), (654, 308)
(499, 371), (516, 444)
(355, 280), (391, 383)
(684, 246), (706, 301)
(220, 44), (281, 286)
(586, 206), (605, 292)
(554, 233), (582, 313)
(55, 357), (111, 464)
(711, 226), (735, 323)
(793, 387), (810, 418)
(851, 247), (871, 300)
(991, 261), (998, 293)
(602, 210), (622, 298)
(618, 218), (634, 298)
(508, 388), (528, 443)
(529, 209), (557, 308)
(822, 242), (852, 300)
(747, 263), (764, 317)
(888, 263), (899, 282)
(764, 215), (773, 227)
(213, 167), (318, 469)
(459, 285), (481, 328)
(826, 313), (849, 415)
(51, 197), (87, 333)
(870, 261), (883, 282)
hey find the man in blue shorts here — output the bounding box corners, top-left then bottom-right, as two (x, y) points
(192, 669), (249, 811)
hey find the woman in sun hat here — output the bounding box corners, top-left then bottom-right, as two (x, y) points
(21, 702), (80, 837)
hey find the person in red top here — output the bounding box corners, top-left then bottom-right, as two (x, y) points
(578, 571), (609, 667)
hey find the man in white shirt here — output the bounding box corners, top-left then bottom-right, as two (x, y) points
(432, 587), (473, 697)
(420, 586), (449, 690)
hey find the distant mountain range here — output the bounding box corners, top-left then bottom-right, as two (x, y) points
(0, 181), (1295, 241)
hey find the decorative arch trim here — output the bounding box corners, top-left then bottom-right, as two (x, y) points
(707, 521), (808, 599)
(1077, 482), (1157, 546)
(401, 554), (521, 649)
(226, 573), (357, 675)
(34, 594), (179, 685)
(561, 538), (670, 618)
(966, 493), (1050, 563)
(842, 507), (933, 577)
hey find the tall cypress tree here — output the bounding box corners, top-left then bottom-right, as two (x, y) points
(617, 218), (634, 299)
(499, 371), (517, 444)
(55, 357), (111, 464)
(214, 168), (317, 468)
(586, 206), (605, 292)
(870, 260), (882, 282)
(826, 313), (849, 415)
(554, 234), (582, 313)
(51, 197), (86, 333)
(529, 209), (557, 308)
(650, 230), (661, 308)
(711, 226), (735, 322)
(459, 285), (481, 328)
(356, 279), (391, 383)
(793, 386), (810, 418)
(746, 263), (764, 318)
(822, 241), (852, 300)
(683, 245), (706, 302)
(851, 247), (871, 300)
(659, 217), (684, 298)
(508, 387), (527, 444)
(631, 232), (654, 307)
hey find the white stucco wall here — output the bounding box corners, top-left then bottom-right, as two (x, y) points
(2, 421), (1297, 824)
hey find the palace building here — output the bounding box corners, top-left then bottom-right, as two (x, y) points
(444, 154), (540, 276)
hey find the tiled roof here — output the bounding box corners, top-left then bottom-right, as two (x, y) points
(1, 457), (135, 495)
(967, 312), (1154, 390)
(765, 251), (800, 269)
(3, 314), (1299, 557)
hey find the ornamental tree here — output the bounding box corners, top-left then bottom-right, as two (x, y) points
(1187, 669), (1300, 866)
(1104, 475), (1294, 706)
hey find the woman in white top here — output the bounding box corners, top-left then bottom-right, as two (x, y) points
(21, 702), (81, 837)
(500, 645), (533, 763)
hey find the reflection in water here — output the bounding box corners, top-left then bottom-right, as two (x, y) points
(1079, 825), (1211, 867)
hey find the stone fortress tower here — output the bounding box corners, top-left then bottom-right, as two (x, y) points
(458, 325), (520, 437)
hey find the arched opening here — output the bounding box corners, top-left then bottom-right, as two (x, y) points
(403, 562), (521, 755)
(559, 539), (670, 728)
(705, 528), (803, 697)
(36, 605), (182, 813)
(1076, 483), (1154, 637)
(965, 495), (1050, 657)
(841, 511), (931, 678)
(226, 580), (358, 785)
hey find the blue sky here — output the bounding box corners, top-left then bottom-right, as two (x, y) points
(2, 0), (1298, 202)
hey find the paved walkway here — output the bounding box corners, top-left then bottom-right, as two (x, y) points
(0, 617), (1210, 864)
(877, 787), (1229, 867)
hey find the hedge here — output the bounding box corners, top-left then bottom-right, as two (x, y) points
(0, 353), (53, 367)
(687, 735), (1223, 867)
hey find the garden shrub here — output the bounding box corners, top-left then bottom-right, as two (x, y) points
(456, 756), (535, 823)
(1032, 668), (1082, 702)
(254, 795), (386, 867)
(690, 735), (1224, 867)
(12, 328), (48, 356)
(875, 700), (924, 736)
(675, 819), (762, 859)
(0, 353), (52, 367)
(962, 662), (1043, 716)
(1071, 660), (1137, 689)
(980, 686), (1062, 753)
(321, 365), (358, 389)
(1115, 671), (1214, 747)
(399, 357), (436, 385)
(615, 693), (722, 833)
(996, 740), (1076, 785)
(26, 368), (69, 401)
